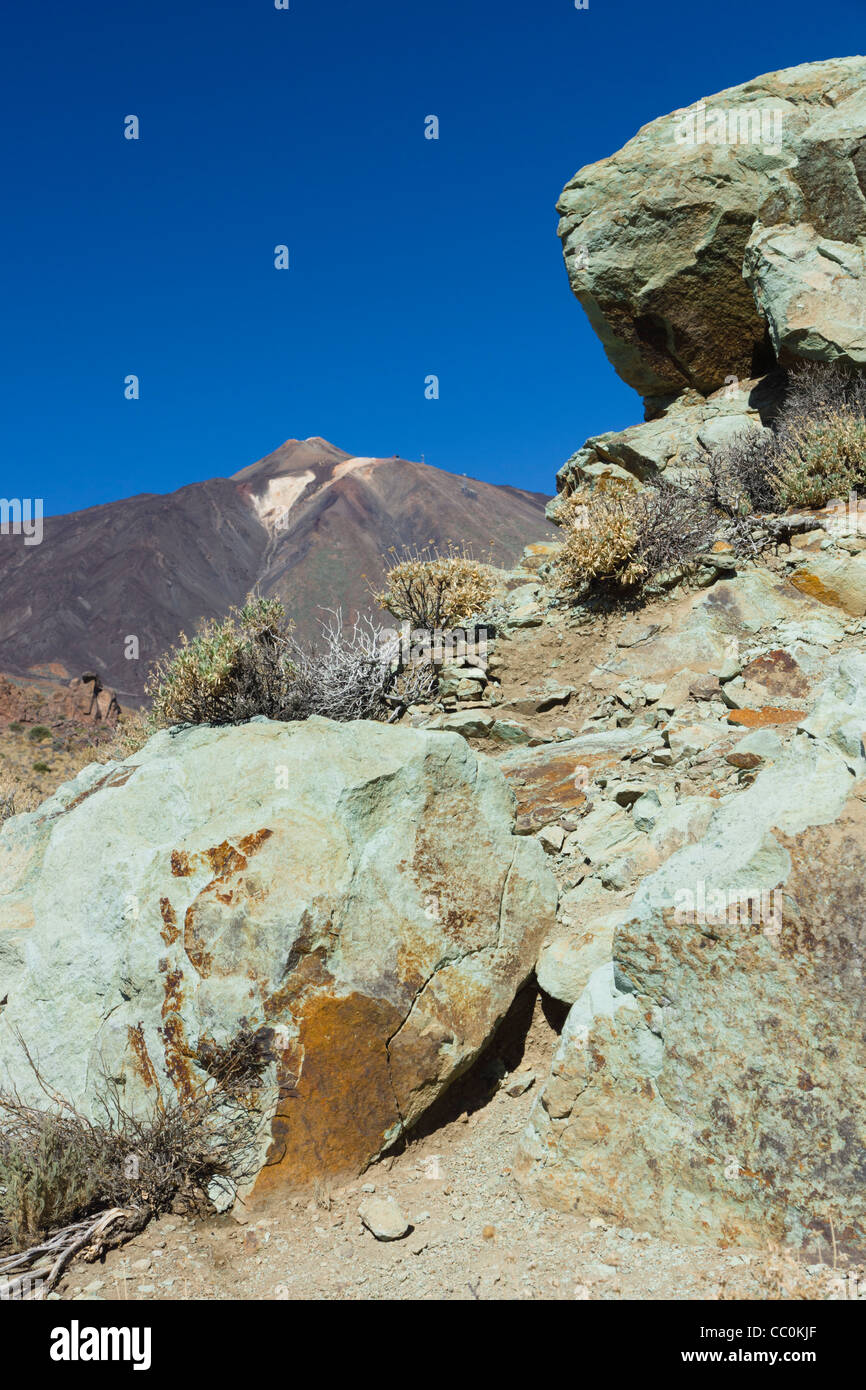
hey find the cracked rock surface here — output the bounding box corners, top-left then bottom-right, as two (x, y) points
(0, 714), (557, 1202)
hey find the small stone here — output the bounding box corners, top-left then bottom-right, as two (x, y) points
(490, 719), (532, 745)
(504, 1072), (536, 1097)
(613, 783), (649, 807)
(689, 675), (722, 701)
(358, 1195), (411, 1242)
(207, 1175), (236, 1213)
(482, 1225), (496, 1241)
(718, 654), (743, 683)
(537, 825), (566, 855)
(535, 685), (575, 712)
(641, 682), (666, 704)
(725, 751), (762, 770)
(632, 790), (661, 832)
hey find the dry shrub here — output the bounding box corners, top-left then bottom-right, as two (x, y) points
(287, 610), (436, 722)
(555, 480), (642, 589)
(554, 475), (716, 594)
(0, 1032), (269, 1254)
(707, 362), (866, 514)
(775, 409), (866, 508)
(146, 597), (434, 730)
(98, 711), (151, 762)
(0, 782), (39, 828)
(703, 426), (780, 518)
(376, 543), (499, 630)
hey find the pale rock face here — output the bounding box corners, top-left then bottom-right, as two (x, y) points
(554, 380), (780, 497)
(745, 225), (866, 367)
(789, 550), (866, 618)
(518, 656), (866, 1252)
(557, 56), (866, 400)
(0, 717), (557, 1203)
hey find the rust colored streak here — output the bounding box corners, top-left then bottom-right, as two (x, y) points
(501, 751), (593, 834)
(725, 752), (763, 770)
(171, 850), (193, 877)
(161, 966), (184, 1019)
(52, 765), (139, 819)
(127, 1024), (160, 1093)
(237, 828), (273, 856)
(183, 904), (213, 978)
(789, 570), (846, 610)
(741, 650), (810, 700)
(159, 1014), (195, 1102)
(159, 897), (179, 945)
(171, 828), (271, 881)
(204, 841), (248, 877)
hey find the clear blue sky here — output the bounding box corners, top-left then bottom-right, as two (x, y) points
(0, 0), (861, 516)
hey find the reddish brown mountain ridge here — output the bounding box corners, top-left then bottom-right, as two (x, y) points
(0, 437), (552, 705)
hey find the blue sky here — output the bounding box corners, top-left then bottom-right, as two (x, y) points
(0, 0), (861, 516)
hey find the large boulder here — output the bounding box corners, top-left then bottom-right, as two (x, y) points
(517, 655), (866, 1254)
(0, 717), (557, 1201)
(557, 57), (866, 402)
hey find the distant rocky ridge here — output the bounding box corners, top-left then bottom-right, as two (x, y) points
(0, 438), (552, 704)
(0, 670), (119, 729)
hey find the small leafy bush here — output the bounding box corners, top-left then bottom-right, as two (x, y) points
(27, 726), (51, 743)
(146, 595), (300, 728)
(376, 543), (499, 629)
(0, 1109), (102, 1248)
(774, 408), (866, 508)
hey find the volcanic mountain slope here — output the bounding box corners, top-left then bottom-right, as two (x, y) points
(0, 438), (552, 703)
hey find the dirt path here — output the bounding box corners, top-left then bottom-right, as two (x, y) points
(53, 990), (790, 1303)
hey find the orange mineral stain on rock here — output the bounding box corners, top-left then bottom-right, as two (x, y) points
(501, 749), (592, 833)
(789, 569), (845, 609)
(126, 1023), (160, 1094)
(727, 708), (806, 729)
(252, 990), (405, 1199)
(726, 751), (763, 770)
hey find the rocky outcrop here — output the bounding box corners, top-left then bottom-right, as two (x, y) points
(551, 376), (780, 505)
(0, 717), (557, 1203)
(517, 653), (866, 1254)
(0, 671), (120, 728)
(557, 57), (866, 403)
